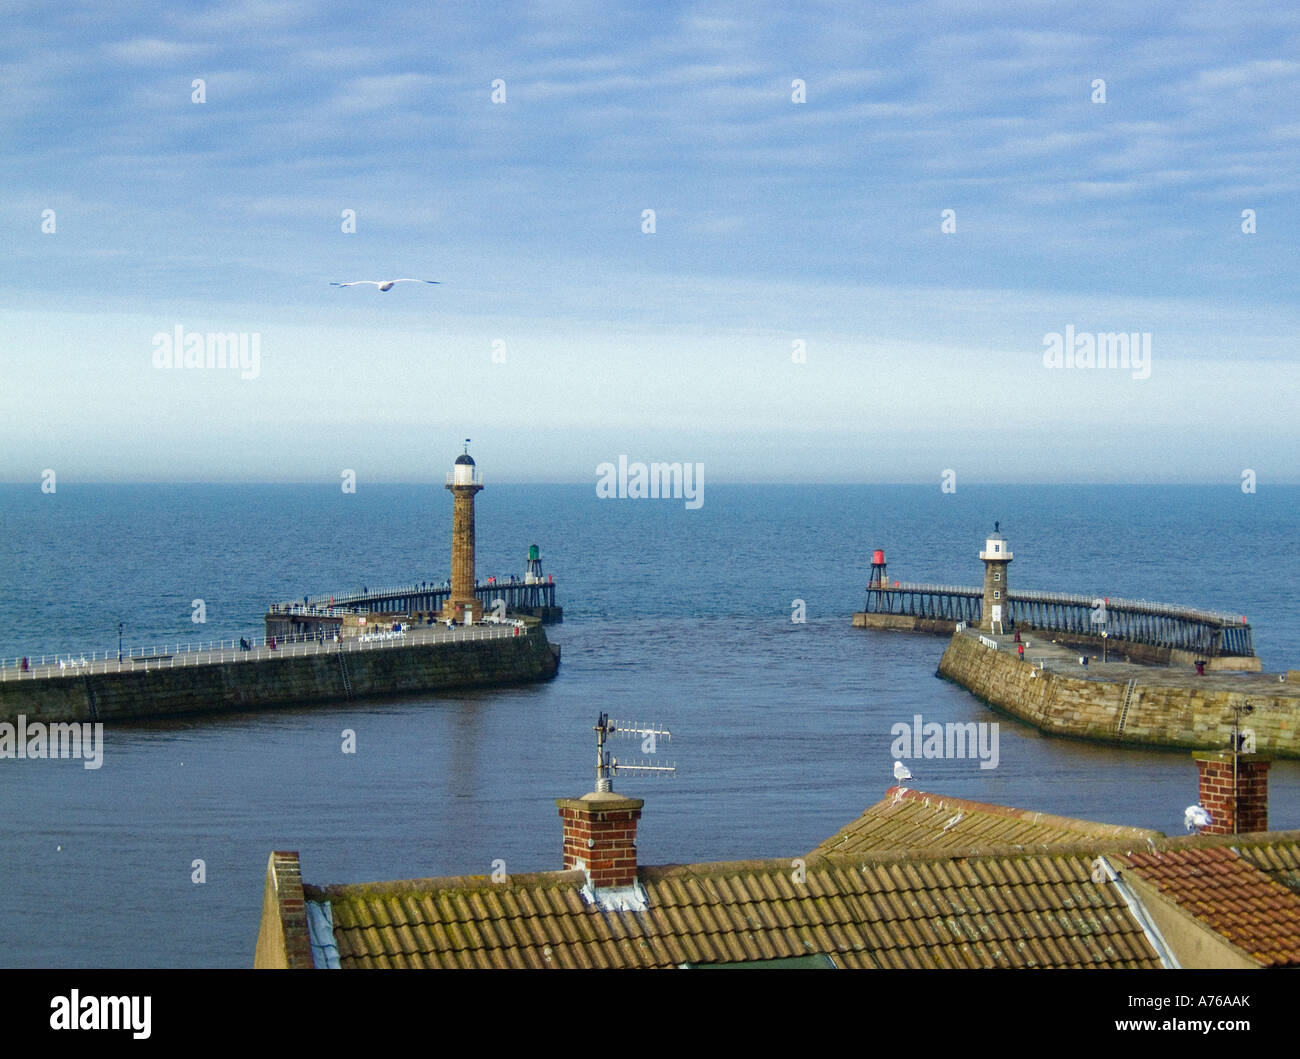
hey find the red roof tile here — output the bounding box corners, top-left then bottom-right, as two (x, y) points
(1122, 846), (1300, 967)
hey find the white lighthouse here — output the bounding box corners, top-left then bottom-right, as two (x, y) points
(979, 523), (1012, 633)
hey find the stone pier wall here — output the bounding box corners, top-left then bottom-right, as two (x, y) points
(937, 632), (1300, 757)
(852, 613), (957, 635)
(0, 629), (559, 726)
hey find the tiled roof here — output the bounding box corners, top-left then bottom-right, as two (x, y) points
(309, 871), (593, 970)
(1232, 836), (1300, 894)
(1121, 846), (1300, 967)
(305, 851), (1164, 970)
(810, 787), (1162, 858)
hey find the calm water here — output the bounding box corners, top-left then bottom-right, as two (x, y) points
(1, 483), (1297, 967)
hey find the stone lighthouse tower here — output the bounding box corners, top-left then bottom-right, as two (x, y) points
(442, 441), (484, 624)
(979, 522), (1012, 633)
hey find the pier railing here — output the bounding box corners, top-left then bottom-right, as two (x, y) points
(0, 621), (530, 682)
(862, 581), (1254, 657)
(273, 577), (558, 617)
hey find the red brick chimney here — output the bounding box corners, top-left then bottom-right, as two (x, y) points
(556, 791), (643, 888)
(1193, 751), (1271, 835)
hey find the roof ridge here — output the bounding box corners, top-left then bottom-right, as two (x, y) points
(877, 786), (1163, 838)
(298, 832), (1300, 902)
(1151, 828), (1300, 850)
(808, 840), (1150, 868)
(305, 868), (587, 900)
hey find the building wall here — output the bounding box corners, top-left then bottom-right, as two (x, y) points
(938, 632), (1300, 757)
(0, 629), (558, 725)
(253, 852), (315, 970)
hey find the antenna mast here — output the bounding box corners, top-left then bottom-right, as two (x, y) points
(593, 712), (675, 792)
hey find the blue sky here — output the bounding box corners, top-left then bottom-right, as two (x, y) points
(2, 0), (1298, 483)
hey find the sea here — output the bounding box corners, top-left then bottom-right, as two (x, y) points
(1, 482), (1297, 967)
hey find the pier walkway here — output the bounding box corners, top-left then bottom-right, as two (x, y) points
(939, 625), (1300, 756)
(966, 626), (1290, 697)
(862, 582), (1254, 658)
(273, 578), (560, 619)
(0, 622), (529, 683)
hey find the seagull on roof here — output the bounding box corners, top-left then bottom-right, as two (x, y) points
(330, 279), (442, 292)
(893, 760), (913, 784)
(1185, 805), (1212, 833)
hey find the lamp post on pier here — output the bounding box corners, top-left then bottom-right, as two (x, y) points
(118, 622), (124, 663)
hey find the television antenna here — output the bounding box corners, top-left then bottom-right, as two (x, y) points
(592, 712), (675, 792)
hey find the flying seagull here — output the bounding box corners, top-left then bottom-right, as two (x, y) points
(893, 760), (913, 784)
(330, 279), (441, 292)
(1184, 805), (1212, 833)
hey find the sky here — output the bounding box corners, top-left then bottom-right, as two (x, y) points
(2, 0), (1298, 483)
